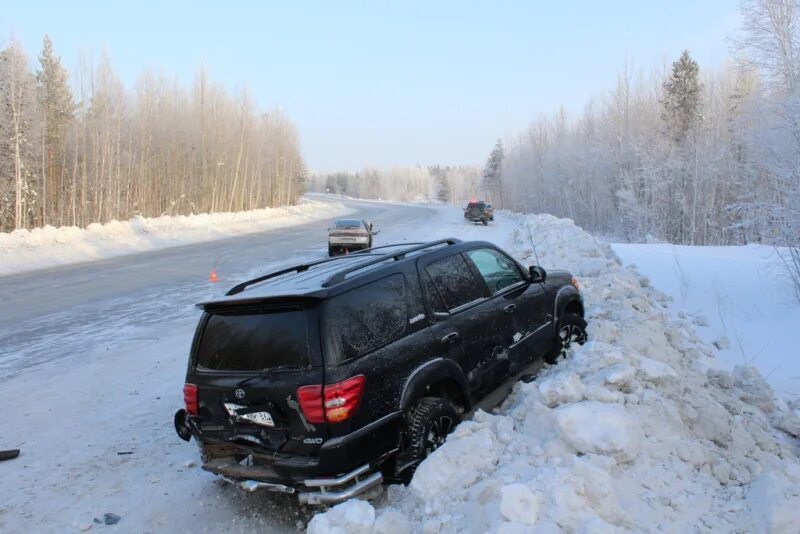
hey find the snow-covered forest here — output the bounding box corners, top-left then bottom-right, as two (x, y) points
(0, 36), (305, 232)
(308, 165), (482, 205)
(314, 0), (800, 253)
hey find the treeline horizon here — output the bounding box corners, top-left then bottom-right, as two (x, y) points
(0, 35), (305, 233)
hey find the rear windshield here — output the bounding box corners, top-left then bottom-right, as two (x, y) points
(196, 309), (309, 371)
(334, 219), (362, 228)
(468, 202), (486, 209)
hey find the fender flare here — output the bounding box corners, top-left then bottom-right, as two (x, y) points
(399, 358), (471, 411)
(554, 285), (584, 325)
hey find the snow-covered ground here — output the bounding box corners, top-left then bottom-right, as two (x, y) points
(0, 199), (352, 277)
(2, 200), (799, 533)
(309, 213), (800, 534)
(611, 244), (800, 402)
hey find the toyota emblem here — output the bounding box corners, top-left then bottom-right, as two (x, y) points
(234, 388), (246, 400)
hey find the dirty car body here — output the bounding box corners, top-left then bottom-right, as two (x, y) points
(174, 239), (586, 505)
(327, 219), (375, 256)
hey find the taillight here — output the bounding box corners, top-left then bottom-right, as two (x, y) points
(296, 375), (366, 424)
(324, 375), (366, 423)
(183, 383), (198, 415)
(297, 385), (325, 424)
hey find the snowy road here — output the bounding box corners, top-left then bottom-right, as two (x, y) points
(0, 199), (432, 380)
(0, 198), (461, 533)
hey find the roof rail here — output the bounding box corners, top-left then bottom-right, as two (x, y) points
(322, 238), (461, 287)
(225, 253), (386, 296)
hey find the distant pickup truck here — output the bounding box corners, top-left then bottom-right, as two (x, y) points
(464, 201), (493, 225)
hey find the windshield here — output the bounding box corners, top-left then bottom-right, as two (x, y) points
(196, 309), (309, 371)
(334, 219), (363, 229)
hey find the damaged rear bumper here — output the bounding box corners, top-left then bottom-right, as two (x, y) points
(217, 462), (383, 505)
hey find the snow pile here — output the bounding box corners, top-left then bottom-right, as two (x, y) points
(0, 199), (353, 277)
(310, 213), (800, 533)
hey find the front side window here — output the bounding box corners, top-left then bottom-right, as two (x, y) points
(323, 274), (407, 361)
(425, 254), (486, 311)
(466, 248), (524, 293)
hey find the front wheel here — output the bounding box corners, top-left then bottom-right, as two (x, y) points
(395, 397), (459, 480)
(544, 312), (588, 364)
(482, 219), (488, 226)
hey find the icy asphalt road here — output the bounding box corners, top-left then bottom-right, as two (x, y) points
(0, 198), (464, 533)
(0, 198), (435, 380)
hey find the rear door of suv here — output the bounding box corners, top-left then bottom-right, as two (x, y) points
(419, 251), (509, 398)
(188, 302), (328, 456)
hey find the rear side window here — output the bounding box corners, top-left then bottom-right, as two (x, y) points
(322, 274), (407, 362)
(196, 309), (309, 371)
(425, 254), (486, 311)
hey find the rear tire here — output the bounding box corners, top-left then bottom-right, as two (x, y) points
(396, 397), (459, 480)
(544, 312), (588, 364)
(482, 219), (488, 226)
(328, 246), (336, 257)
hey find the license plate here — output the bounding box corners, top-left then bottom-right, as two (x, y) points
(338, 237), (356, 242)
(223, 403), (276, 428)
(239, 411), (275, 427)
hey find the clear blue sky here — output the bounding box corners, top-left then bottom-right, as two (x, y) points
(2, 1), (739, 172)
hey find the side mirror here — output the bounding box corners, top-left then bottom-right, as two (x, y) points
(529, 265), (547, 283)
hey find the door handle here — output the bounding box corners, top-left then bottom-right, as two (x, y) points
(441, 332), (460, 345)
(503, 304), (517, 315)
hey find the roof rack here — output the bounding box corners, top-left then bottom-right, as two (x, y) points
(225, 253), (386, 296)
(322, 238), (461, 287)
(225, 238), (462, 296)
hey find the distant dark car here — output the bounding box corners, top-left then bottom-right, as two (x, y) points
(464, 201), (491, 225)
(174, 239), (586, 505)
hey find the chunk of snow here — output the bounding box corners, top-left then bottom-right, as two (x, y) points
(499, 483), (540, 526)
(306, 500), (375, 534)
(637, 357), (678, 383)
(538, 373), (585, 407)
(553, 402), (642, 461)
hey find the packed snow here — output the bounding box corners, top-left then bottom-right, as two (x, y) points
(309, 213), (800, 533)
(0, 199), (352, 277)
(611, 243), (800, 402)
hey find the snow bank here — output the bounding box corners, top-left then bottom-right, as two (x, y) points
(310, 213), (800, 533)
(0, 199), (352, 277)
(611, 242), (800, 401)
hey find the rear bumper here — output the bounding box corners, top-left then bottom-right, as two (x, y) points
(221, 463), (384, 505)
(179, 410), (403, 503)
(328, 237), (369, 246)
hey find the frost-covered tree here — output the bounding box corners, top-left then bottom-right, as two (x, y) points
(0, 41), (41, 230)
(661, 51), (703, 143)
(36, 35), (75, 226)
(481, 139), (504, 207)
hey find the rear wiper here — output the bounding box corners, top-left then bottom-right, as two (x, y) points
(236, 373), (269, 388)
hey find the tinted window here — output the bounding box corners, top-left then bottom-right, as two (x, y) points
(425, 254), (486, 311)
(323, 274), (407, 361)
(196, 309), (309, 371)
(467, 248), (524, 292)
(334, 219), (363, 228)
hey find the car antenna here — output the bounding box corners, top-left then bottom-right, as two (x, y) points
(525, 221), (542, 266)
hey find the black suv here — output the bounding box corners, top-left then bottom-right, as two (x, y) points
(174, 239), (586, 505)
